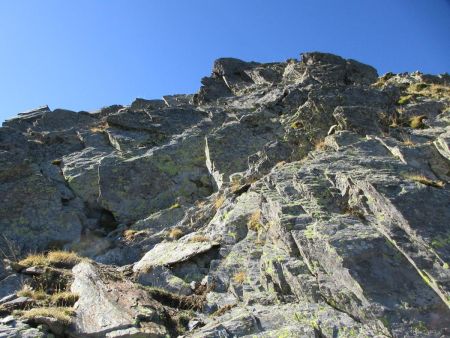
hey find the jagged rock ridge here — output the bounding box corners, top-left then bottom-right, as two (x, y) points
(0, 52), (450, 337)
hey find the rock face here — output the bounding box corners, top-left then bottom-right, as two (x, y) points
(1, 52), (450, 337)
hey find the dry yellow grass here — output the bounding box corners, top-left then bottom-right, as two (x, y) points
(17, 286), (48, 301)
(50, 292), (79, 307)
(230, 180), (241, 193)
(247, 210), (263, 231)
(123, 229), (138, 241)
(90, 121), (109, 133)
(46, 251), (82, 268)
(168, 228), (184, 240)
(169, 202), (181, 210)
(18, 253), (48, 267)
(405, 174), (445, 188)
(314, 139), (327, 151)
(19, 251), (82, 269)
(214, 195), (225, 210)
(232, 271), (246, 284)
(188, 235), (209, 243)
(21, 307), (74, 325)
(403, 139), (414, 147)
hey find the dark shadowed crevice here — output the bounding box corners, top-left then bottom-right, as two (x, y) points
(99, 209), (118, 231)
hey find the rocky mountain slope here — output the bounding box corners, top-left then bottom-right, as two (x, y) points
(0, 52), (449, 337)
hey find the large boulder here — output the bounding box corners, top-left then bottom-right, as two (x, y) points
(71, 261), (168, 337)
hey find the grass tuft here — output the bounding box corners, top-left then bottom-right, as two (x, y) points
(50, 292), (79, 307)
(247, 210), (263, 232)
(46, 251), (82, 268)
(290, 121), (302, 129)
(90, 121), (109, 133)
(168, 228), (184, 240)
(409, 115), (427, 129)
(19, 251), (82, 269)
(188, 235), (209, 243)
(314, 139), (327, 151)
(169, 202), (181, 210)
(21, 307), (74, 325)
(17, 286), (48, 301)
(397, 95), (413, 106)
(232, 271), (246, 284)
(18, 254), (48, 268)
(405, 174), (445, 188)
(211, 303), (236, 317)
(214, 195), (225, 210)
(123, 229), (139, 241)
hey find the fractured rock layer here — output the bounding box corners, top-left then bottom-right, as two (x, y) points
(1, 52), (450, 337)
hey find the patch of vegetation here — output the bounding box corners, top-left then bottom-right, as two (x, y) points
(145, 287), (206, 311)
(431, 233), (450, 249)
(290, 120), (302, 129)
(18, 254), (48, 268)
(46, 251), (82, 269)
(51, 159), (62, 166)
(211, 303), (236, 317)
(18, 251), (82, 269)
(407, 83), (450, 101)
(232, 271), (246, 284)
(397, 95), (413, 106)
(169, 202), (181, 210)
(409, 115), (427, 129)
(404, 173), (445, 188)
(314, 139), (327, 151)
(90, 121), (109, 133)
(21, 307), (74, 325)
(50, 292), (79, 307)
(17, 286), (48, 301)
(214, 195), (225, 210)
(188, 235), (210, 243)
(168, 228), (184, 240)
(247, 210), (263, 232)
(123, 229), (139, 241)
(401, 134), (414, 147)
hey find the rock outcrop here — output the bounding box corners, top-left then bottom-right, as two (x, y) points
(1, 52), (449, 337)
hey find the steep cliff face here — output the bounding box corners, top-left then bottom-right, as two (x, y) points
(0, 52), (449, 337)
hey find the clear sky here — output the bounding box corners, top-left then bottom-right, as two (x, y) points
(0, 0), (449, 122)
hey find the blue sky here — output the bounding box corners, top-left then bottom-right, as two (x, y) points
(0, 0), (449, 122)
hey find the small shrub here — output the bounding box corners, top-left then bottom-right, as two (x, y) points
(51, 159), (62, 166)
(46, 251), (82, 268)
(409, 115), (427, 129)
(50, 292), (79, 307)
(232, 271), (246, 284)
(168, 228), (184, 240)
(405, 174), (445, 188)
(291, 121), (302, 129)
(21, 307), (74, 325)
(214, 195), (225, 210)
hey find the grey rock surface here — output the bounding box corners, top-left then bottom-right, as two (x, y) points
(1, 51), (450, 337)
